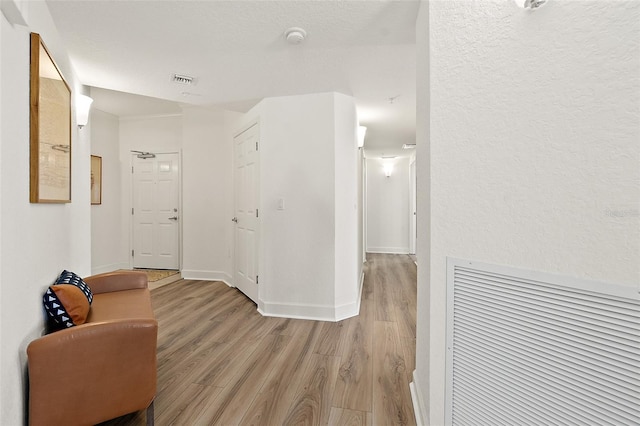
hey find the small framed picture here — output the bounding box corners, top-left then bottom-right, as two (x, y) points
(91, 155), (102, 205)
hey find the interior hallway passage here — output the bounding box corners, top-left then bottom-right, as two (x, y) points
(101, 253), (417, 425)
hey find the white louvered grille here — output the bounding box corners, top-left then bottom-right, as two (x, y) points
(445, 259), (640, 426)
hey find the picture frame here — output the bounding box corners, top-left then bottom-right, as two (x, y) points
(30, 32), (72, 203)
(91, 155), (102, 205)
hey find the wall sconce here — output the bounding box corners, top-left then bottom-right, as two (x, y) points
(383, 163), (393, 177)
(76, 94), (93, 129)
(514, 0), (547, 9)
(358, 126), (367, 148)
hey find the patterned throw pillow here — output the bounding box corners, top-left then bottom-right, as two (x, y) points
(43, 285), (90, 328)
(55, 270), (93, 304)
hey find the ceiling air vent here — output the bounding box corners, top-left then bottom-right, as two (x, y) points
(171, 73), (195, 85)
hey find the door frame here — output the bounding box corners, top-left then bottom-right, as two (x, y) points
(232, 120), (260, 301)
(410, 157), (417, 255)
(129, 150), (183, 270)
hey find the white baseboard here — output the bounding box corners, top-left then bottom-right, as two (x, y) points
(410, 369), (428, 426)
(367, 247), (410, 254)
(91, 262), (130, 275)
(258, 300), (336, 321)
(335, 270), (365, 320)
(181, 269), (232, 287)
(259, 270), (365, 322)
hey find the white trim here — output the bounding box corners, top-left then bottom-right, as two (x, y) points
(181, 269), (232, 287)
(335, 299), (359, 321)
(367, 247), (410, 254)
(410, 369), (428, 426)
(258, 300), (336, 321)
(91, 262), (130, 275)
(258, 270), (365, 322)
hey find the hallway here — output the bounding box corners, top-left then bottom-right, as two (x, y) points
(102, 253), (417, 425)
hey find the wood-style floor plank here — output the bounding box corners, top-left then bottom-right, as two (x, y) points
(372, 321), (416, 426)
(328, 408), (373, 426)
(332, 295), (374, 412)
(282, 354), (341, 425)
(99, 253), (416, 426)
(239, 320), (322, 425)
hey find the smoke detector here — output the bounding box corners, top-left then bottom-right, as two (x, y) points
(284, 27), (307, 45)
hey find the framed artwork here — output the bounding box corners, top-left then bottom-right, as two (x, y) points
(30, 33), (72, 203)
(91, 155), (102, 205)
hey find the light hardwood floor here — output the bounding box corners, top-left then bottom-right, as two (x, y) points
(101, 253), (417, 426)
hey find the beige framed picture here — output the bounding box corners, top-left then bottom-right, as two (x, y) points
(91, 155), (102, 205)
(30, 32), (72, 203)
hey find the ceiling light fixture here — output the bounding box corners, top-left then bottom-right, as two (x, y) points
(285, 27), (307, 45)
(402, 143), (416, 150)
(514, 0), (547, 9)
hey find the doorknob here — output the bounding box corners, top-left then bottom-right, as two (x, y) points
(231, 217), (238, 223)
(168, 216), (178, 221)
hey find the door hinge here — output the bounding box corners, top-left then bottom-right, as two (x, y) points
(256, 209), (259, 218)
(256, 141), (259, 151)
(256, 275), (259, 285)
(131, 249), (134, 257)
(132, 207), (134, 215)
(131, 166), (134, 173)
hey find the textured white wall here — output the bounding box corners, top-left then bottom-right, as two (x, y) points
(181, 106), (239, 282)
(258, 93), (337, 317)
(413, 2), (430, 424)
(366, 157), (411, 254)
(416, 1), (640, 424)
(91, 109), (128, 273)
(251, 92), (361, 320)
(333, 93), (360, 315)
(1, 3), (91, 423)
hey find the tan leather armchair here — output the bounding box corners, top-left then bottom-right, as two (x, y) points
(27, 271), (157, 426)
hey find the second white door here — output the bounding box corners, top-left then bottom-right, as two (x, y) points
(233, 124), (259, 303)
(132, 152), (180, 269)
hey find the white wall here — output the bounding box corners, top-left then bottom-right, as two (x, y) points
(413, 2), (430, 423)
(257, 93), (337, 317)
(333, 93), (360, 316)
(249, 92), (362, 321)
(181, 106), (239, 282)
(88, 109), (239, 281)
(118, 114), (182, 270)
(366, 157), (411, 254)
(415, 1), (640, 424)
(1, 2), (91, 423)
(91, 109), (127, 273)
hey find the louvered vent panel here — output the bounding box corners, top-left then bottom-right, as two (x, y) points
(445, 259), (640, 426)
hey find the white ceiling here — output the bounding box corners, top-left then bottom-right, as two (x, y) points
(46, 0), (418, 157)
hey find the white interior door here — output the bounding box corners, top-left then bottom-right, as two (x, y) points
(233, 124), (259, 303)
(132, 152), (180, 269)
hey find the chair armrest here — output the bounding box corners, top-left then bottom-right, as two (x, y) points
(84, 271), (148, 294)
(27, 319), (158, 425)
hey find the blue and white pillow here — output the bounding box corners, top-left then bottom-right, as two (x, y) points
(55, 270), (93, 304)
